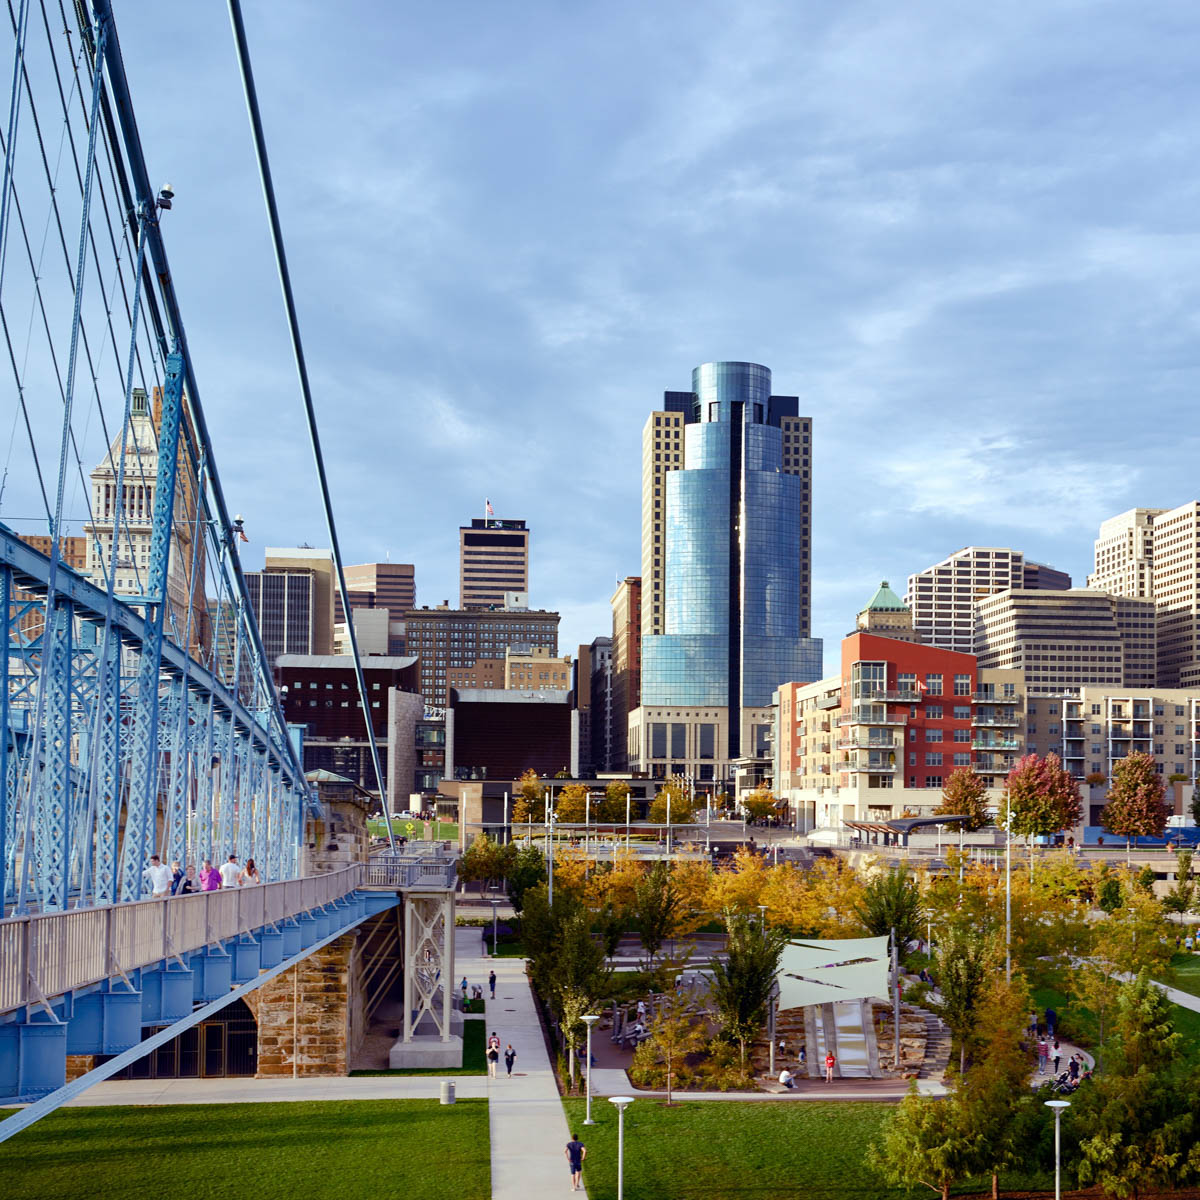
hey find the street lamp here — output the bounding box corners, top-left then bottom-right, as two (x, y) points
(1005, 809), (1012, 982)
(548, 814), (557, 907)
(489, 897), (501, 959)
(757, 904), (767, 929)
(582, 1014), (600, 1124)
(1045, 1099), (1070, 1200)
(609, 1095), (635, 1200)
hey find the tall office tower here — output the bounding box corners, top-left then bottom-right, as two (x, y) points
(637, 362), (822, 778)
(245, 570), (315, 664)
(1151, 501), (1200, 687)
(335, 562), (416, 654)
(1088, 508), (1164, 598)
(459, 515), (529, 609)
(610, 576), (641, 772)
(1023, 561), (1072, 590)
(405, 602), (559, 709)
(20, 534), (87, 571)
(975, 589), (1156, 692)
(588, 636), (614, 774)
(906, 547), (1071, 654)
(82, 387), (202, 641)
(641, 376), (813, 639)
(262, 547), (336, 655)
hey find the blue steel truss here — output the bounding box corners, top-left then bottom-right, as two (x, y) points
(0, 1), (317, 915)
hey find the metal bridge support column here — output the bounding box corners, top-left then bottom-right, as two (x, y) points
(36, 598), (74, 911)
(392, 889), (460, 1069)
(0, 1017), (67, 1102)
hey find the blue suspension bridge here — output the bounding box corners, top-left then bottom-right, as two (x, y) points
(0, 1), (456, 1132)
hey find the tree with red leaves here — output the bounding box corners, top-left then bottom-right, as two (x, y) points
(999, 753), (1082, 871)
(1101, 751), (1170, 860)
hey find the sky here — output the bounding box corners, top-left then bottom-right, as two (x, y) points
(24, 1), (1200, 672)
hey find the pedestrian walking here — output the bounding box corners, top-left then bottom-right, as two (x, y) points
(176, 865), (198, 895)
(1052, 1039), (1061, 1076)
(488, 969), (497, 1000)
(565, 1132), (586, 1192)
(1045, 1007), (1058, 1038)
(636, 999), (646, 1021)
(238, 858), (262, 886)
(144, 855), (172, 899)
(1037, 1037), (1048, 1074)
(169, 860), (184, 894)
(199, 858), (220, 891)
(487, 1041), (500, 1077)
(218, 854), (240, 889)
(461, 977), (469, 1008)
(824, 1051), (836, 1083)
(1028, 1009), (1038, 1037)
(1068, 1055), (1080, 1082)
(504, 1043), (516, 1076)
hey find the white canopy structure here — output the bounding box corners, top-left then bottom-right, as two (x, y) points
(776, 935), (892, 1010)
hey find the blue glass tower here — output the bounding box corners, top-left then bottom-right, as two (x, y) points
(641, 363), (822, 755)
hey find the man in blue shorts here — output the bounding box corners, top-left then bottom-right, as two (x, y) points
(565, 1132), (586, 1192)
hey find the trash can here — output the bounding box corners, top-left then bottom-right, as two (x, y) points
(440, 1081), (456, 1106)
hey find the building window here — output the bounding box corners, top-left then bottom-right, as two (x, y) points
(926, 705), (942, 719)
(954, 674), (971, 696)
(954, 753), (971, 767)
(925, 674), (942, 695)
(925, 752), (943, 766)
(927, 729), (943, 743)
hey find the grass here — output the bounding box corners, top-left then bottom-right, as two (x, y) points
(351, 1018), (486, 1076)
(0, 1099), (490, 1200)
(560, 1098), (1052, 1199)
(1166, 950), (1200, 999)
(368, 818), (458, 841)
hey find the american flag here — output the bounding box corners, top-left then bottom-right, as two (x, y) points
(485, 498), (494, 517)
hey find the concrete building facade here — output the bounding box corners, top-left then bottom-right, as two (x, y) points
(1151, 501), (1200, 688)
(504, 645), (572, 690)
(975, 589), (1156, 692)
(906, 546), (1071, 654)
(610, 577), (641, 773)
(458, 517), (529, 609)
(1087, 508), (1163, 599)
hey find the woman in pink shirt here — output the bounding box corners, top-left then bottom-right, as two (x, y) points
(199, 858), (221, 891)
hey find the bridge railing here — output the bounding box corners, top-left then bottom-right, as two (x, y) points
(0, 865), (366, 1017)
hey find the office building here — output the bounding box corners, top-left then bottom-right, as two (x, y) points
(1087, 508), (1163, 599)
(459, 516), (529, 609)
(445, 689), (571, 782)
(334, 562), (415, 654)
(853, 581), (922, 643)
(260, 547), (336, 656)
(276, 654), (423, 803)
(447, 658), (505, 692)
(634, 362), (821, 787)
(1023, 561), (1072, 591)
(974, 589), (1156, 692)
(20, 534), (87, 572)
(906, 547), (1071, 654)
(505, 646), (572, 690)
(246, 570), (316, 664)
(589, 636), (614, 774)
(610, 576), (641, 772)
(406, 602), (559, 710)
(1150, 501), (1200, 688)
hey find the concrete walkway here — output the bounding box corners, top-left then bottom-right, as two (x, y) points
(1153, 977), (1200, 1013)
(459, 928), (585, 1200)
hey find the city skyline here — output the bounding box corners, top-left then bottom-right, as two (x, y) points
(11, 3), (1200, 676)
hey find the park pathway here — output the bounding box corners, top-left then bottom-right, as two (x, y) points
(458, 928), (587, 1200)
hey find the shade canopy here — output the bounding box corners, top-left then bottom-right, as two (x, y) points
(776, 935), (891, 1010)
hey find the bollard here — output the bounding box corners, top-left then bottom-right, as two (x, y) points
(440, 1081), (456, 1105)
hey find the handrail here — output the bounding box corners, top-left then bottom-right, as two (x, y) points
(0, 865), (366, 1016)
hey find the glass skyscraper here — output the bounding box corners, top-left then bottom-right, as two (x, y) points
(641, 362), (822, 756)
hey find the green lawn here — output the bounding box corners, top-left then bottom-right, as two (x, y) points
(352, 1017), (486, 1076)
(368, 818), (458, 841)
(0, 1099), (490, 1200)
(560, 1098), (1050, 1199)
(1166, 950), (1200, 999)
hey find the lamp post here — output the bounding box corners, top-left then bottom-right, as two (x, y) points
(1005, 809), (1012, 982)
(1045, 1099), (1070, 1200)
(548, 814), (556, 907)
(757, 903), (767, 929)
(582, 1014), (600, 1124)
(609, 1096), (634, 1200)
(489, 897), (500, 959)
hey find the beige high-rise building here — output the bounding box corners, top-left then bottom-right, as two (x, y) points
(975, 589), (1156, 693)
(610, 576), (641, 772)
(1087, 508), (1164, 598)
(263, 547), (336, 656)
(1152, 501), (1200, 688)
(906, 547), (1071, 654)
(641, 408), (685, 637)
(459, 516), (528, 610)
(504, 646), (572, 691)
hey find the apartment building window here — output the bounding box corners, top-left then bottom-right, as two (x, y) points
(954, 729), (971, 743)
(926, 705), (942, 719)
(926, 776), (943, 788)
(1092, 762), (1102, 773)
(953, 706), (970, 720)
(1092, 725), (1102, 734)
(1092, 744), (1102, 754)
(927, 729), (943, 743)
(909, 752), (917, 766)
(1155, 743), (1164, 755)
(925, 752), (943, 766)
(925, 674), (942, 695)
(954, 674), (971, 696)
(954, 753), (971, 767)
(1092, 704), (1101, 715)
(1155, 724), (1165, 735)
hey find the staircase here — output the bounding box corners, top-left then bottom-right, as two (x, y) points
(918, 1009), (952, 1081)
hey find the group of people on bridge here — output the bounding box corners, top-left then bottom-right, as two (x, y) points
(142, 852), (262, 899)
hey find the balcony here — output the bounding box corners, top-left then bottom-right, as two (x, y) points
(973, 738), (1020, 750)
(838, 712), (908, 727)
(973, 693), (1020, 705)
(837, 736), (898, 750)
(972, 716), (1020, 728)
(867, 690), (922, 703)
(837, 761), (896, 774)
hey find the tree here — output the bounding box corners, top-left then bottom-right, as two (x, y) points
(854, 864), (924, 953)
(936, 768), (990, 832)
(1163, 848), (1195, 918)
(630, 991), (707, 1104)
(1102, 751), (1170, 853)
(1074, 972), (1198, 1199)
(596, 779), (630, 823)
(708, 912), (786, 1068)
(647, 776), (695, 823)
(633, 861), (679, 964)
(559, 986), (591, 1091)
(867, 1082), (980, 1200)
(999, 753), (1082, 871)
(506, 844), (546, 914)
(935, 927), (996, 1074)
(555, 783), (589, 823)
(457, 834), (515, 893)
(511, 768), (543, 824)
(741, 785), (776, 824)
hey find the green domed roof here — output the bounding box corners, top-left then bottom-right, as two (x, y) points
(862, 581), (908, 613)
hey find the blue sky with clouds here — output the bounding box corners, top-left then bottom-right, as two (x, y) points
(104, 1), (1200, 668)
